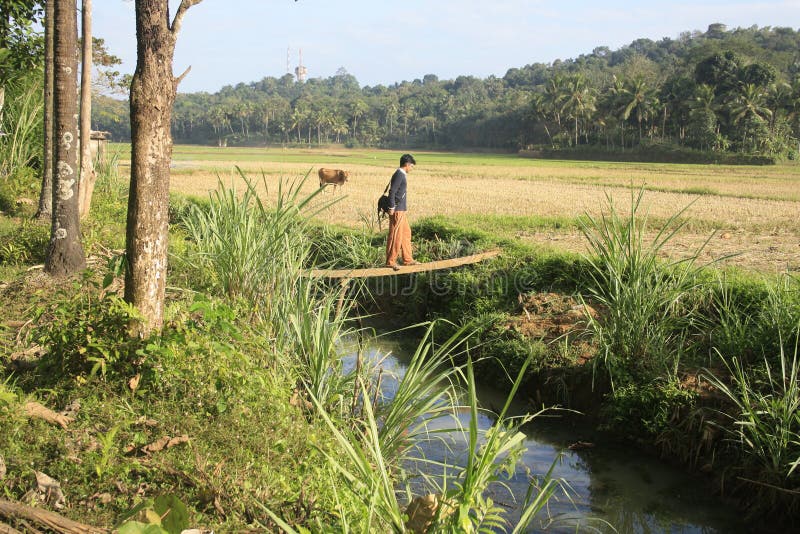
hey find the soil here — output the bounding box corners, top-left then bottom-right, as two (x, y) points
(507, 291), (600, 365)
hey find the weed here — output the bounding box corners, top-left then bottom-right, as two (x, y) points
(0, 217), (49, 265)
(30, 271), (145, 386)
(702, 329), (800, 519)
(578, 187), (711, 388)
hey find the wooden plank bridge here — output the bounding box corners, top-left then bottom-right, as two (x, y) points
(308, 249), (501, 279)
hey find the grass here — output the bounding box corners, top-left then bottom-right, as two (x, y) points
(578, 187), (712, 387)
(702, 329), (800, 519)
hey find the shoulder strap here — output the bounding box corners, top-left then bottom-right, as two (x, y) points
(383, 180), (392, 194)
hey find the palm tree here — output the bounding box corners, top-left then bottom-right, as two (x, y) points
(290, 106), (307, 143)
(619, 76), (658, 142)
(688, 84), (719, 151)
(348, 98), (368, 142)
(78, 0), (94, 218)
(45, 0), (85, 276)
(330, 113), (348, 143)
(729, 83), (772, 151)
(559, 74), (596, 146)
(542, 73), (566, 131)
(36, 0), (55, 219)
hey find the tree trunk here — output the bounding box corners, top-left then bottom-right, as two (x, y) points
(36, 0), (55, 220)
(45, 0), (86, 276)
(78, 0), (95, 218)
(126, 0), (201, 337)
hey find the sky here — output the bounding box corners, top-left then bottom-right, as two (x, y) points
(92, 0), (800, 94)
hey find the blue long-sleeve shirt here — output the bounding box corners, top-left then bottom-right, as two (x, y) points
(388, 168), (407, 211)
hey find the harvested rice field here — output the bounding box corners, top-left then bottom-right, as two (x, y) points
(118, 145), (800, 273)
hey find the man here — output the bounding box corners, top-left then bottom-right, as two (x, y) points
(385, 153), (419, 271)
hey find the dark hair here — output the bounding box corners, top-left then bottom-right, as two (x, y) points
(400, 153), (416, 167)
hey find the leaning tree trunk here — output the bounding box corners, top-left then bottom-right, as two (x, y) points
(36, 0), (55, 220)
(125, 0), (200, 337)
(78, 0), (95, 218)
(44, 0), (86, 276)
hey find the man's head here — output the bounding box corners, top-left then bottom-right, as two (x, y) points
(400, 153), (416, 170)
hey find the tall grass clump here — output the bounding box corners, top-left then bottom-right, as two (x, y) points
(0, 73), (43, 182)
(179, 169), (365, 410)
(432, 356), (562, 533)
(179, 168), (331, 303)
(709, 273), (800, 367)
(309, 221), (383, 269)
(283, 275), (366, 410)
(578, 188), (710, 387)
(702, 326), (800, 521)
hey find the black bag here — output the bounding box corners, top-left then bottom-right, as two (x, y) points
(377, 180), (392, 216)
(377, 180), (392, 228)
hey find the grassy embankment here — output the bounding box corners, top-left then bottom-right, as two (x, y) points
(1, 145), (798, 530)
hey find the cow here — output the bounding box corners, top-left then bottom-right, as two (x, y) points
(318, 168), (349, 192)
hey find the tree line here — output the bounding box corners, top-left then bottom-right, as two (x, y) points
(94, 23), (800, 158)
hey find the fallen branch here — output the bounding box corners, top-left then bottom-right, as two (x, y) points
(23, 402), (73, 429)
(0, 519), (23, 534)
(0, 499), (107, 534)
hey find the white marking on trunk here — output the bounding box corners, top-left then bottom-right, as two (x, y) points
(56, 160), (76, 200)
(61, 132), (73, 149)
(55, 228), (67, 239)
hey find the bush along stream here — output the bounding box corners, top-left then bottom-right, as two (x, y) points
(356, 190), (800, 532)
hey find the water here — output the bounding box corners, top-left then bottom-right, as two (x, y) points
(347, 335), (747, 533)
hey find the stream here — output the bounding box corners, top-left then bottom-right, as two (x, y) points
(347, 334), (747, 533)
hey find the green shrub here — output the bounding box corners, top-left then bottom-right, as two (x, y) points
(708, 273), (800, 368)
(601, 380), (698, 437)
(703, 329), (800, 520)
(31, 272), (145, 385)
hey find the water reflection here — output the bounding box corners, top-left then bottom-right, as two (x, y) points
(345, 335), (744, 533)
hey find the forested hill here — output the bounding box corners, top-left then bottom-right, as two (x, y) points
(94, 24), (800, 159)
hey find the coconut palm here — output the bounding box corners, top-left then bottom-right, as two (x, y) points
(619, 76), (658, 142)
(730, 83), (772, 151)
(560, 74), (597, 146)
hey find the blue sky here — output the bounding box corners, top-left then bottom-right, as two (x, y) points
(93, 1), (800, 93)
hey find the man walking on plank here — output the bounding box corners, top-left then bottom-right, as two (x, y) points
(385, 153), (419, 271)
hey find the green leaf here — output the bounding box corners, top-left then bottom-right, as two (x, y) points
(153, 495), (190, 534)
(118, 522), (169, 534)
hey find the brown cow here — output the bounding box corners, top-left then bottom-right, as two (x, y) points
(318, 168), (349, 192)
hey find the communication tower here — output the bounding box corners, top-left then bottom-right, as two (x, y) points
(294, 49), (308, 83)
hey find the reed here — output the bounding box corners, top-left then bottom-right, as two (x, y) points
(258, 323), (566, 532)
(0, 74), (43, 180)
(179, 168), (332, 302)
(702, 328), (800, 517)
(578, 188), (710, 387)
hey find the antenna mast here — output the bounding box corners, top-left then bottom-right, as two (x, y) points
(294, 48), (307, 82)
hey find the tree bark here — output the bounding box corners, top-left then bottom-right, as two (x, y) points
(125, 0), (201, 336)
(36, 0), (55, 220)
(44, 0), (86, 276)
(78, 0), (95, 218)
